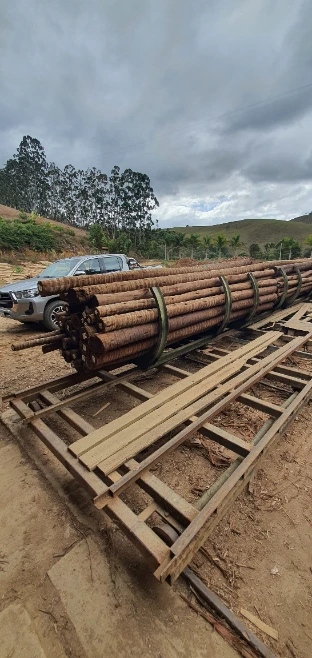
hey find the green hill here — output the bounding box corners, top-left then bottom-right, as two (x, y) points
(0, 204), (89, 257)
(290, 214), (312, 224)
(172, 218), (312, 247)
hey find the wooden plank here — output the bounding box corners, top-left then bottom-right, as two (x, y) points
(265, 371), (306, 389)
(162, 363), (270, 396)
(287, 303), (312, 322)
(119, 460), (198, 525)
(83, 358), (242, 470)
(273, 364), (311, 381)
(21, 368), (145, 423)
(30, 379), (198, 528)
(95, 333), (312, 504)
(115, 381), (153, 401)
(39, 389), (94, 435)
(2, 370), (96, 404)
(238, 393), (284, 417)
(138, 501), (158, 521)
(248, 305), (302, 330)
(240, 609), (279, 640)
(160, 364), (190, 378)
(103, 497), (170, 568)
(284, 319), (312, 332)
(155, 376), (312, 582)
(11, 392), (171, 568)
(194, 422), (251, 456)
(11, 404), (107, 497)
(87, 335), (280, 472)
(70, 331), (280, 459)
(80, 333), (281, 470)
(96, 336), (296, 477)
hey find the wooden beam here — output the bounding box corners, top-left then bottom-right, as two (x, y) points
(155, 377), (312, 583)
(95, 333), (311, 505)
(193, 422), (251, 456)
(71, 331), (279, 462)
(238, 393), (284, 417)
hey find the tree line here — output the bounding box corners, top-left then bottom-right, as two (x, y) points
(0, 135), (159, 246)
(89, 225), (312, 261)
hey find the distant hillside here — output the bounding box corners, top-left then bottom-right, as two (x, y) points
(290, 214), (312, 224)
(172, 218), (312, 247)
(0, 204), (87, 237)
(0, 204), (89, 257)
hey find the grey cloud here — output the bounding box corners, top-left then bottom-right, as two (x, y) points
(1, 0), (312, 225)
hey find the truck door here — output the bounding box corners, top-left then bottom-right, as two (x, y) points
(102, 256), (124, 272)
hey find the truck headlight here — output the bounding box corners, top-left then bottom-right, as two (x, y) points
(14, 288), (39, 299)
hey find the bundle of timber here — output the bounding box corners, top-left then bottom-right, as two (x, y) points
(12, 258), (312, 371)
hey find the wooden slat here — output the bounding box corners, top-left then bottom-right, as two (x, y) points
(84, 359), (241, 470)
(115, 381), (153, 401)
(2, 370), (96, 404)
(96, 337), (293, 477)
(70, 332), (279, 460)
(78, 333), (281, 469)
(39, 389), (94, 435)
(155, 376), (312, 582)
(160, 364), (190, 378)
(248, 305), (303, 330)
(10, 398), (107, 497)
(103, 497), (170, 568)
(193, 422), (251, 456)
(287, 303), (312, 322)
(88, 333), (283, 472)
(138, 501), (158, 521)
(273, 364), (311, 381)
(284, 319), (312, 332)
(238, 393), (284, 418)
(21, 368), (145, 423)
(266, 371), (306, 389)
(95, 333), (312, 504)
(101, 459), (198, 525)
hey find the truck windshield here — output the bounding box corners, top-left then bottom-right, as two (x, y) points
(38, 258), (81, 278)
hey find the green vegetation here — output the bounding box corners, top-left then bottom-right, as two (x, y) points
(88, 223), (107, 251)
(0, 216), (85, 253)
(171, 218), (312, 252)
(305, 234), (312, 257)
(0, 135), (158, 249)
(131, 228), (305, 262)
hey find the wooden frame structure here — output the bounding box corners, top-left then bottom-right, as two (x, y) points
(3, 303), (312, 584)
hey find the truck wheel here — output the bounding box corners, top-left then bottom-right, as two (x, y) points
(43, 300), (67, 331)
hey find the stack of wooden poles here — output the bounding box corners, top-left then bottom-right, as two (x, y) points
(12, 258), (312, 371)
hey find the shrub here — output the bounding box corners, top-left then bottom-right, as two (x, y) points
(0, 218), (57, 251)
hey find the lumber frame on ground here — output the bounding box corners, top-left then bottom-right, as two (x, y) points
(3, 302), (312, 583)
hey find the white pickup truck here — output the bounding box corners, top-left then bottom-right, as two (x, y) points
(0, 253), (161, 331)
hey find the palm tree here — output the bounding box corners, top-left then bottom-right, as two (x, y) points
(306, 234), (312, 257)
(276, 239), (284, 260)
(215, 234), (227, 258)
(186, 234), (201, 259)
(202, 236), (213, 260)
(230, 235), (243, 256)
(263, 242), (275, 260)
(174, 232), (186, 259)
(282, 237), (297, 260)
(161, 231), (174, 261)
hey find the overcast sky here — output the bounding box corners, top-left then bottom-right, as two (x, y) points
(1, 0), (312, 227)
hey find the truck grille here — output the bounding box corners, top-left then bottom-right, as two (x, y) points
(0, 292), (13, 309)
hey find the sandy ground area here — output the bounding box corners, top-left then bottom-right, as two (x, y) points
(0, 316), (238, 658)
(0, 315), (312, 658)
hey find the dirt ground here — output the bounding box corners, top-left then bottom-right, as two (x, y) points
(0, 316), (312, 658)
